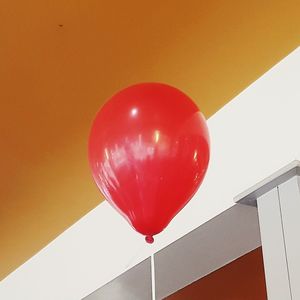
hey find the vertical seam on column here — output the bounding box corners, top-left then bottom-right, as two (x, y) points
(151, 254), (156, 300)
(277, 186), (293, 300)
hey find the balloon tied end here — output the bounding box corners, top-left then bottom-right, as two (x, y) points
(145, 235), (154, 244)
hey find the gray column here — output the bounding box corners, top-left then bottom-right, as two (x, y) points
(257, 187), (292, 299)
(235, 161), (300, 300)
(278, 176), (300, 299)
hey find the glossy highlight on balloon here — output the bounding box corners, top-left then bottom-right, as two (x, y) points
(88, 83), (210, 242)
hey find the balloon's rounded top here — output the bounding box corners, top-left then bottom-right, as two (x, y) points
(145, 235), (154, 244)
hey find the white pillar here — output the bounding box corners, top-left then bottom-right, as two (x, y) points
(236, 161), (300, 300)
(257, 187), (291, 299)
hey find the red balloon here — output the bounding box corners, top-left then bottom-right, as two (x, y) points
(88, 83), (210, 243)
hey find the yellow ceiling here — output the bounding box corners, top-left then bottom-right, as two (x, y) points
(0, 0), (299, 280)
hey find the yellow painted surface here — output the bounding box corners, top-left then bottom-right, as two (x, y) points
(0, 0), (299, 279)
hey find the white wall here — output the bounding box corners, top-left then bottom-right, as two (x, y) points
(1, 47), (299, 300)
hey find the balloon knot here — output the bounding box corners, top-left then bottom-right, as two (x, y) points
(145, 235), (154, 244)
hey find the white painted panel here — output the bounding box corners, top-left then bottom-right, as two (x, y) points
(257, 188), (291, 300)
(278, 176), (300, 300)
(155, 204), (260, 299)
(83, 258), (152, 300)
(0, 48), (300, 300)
